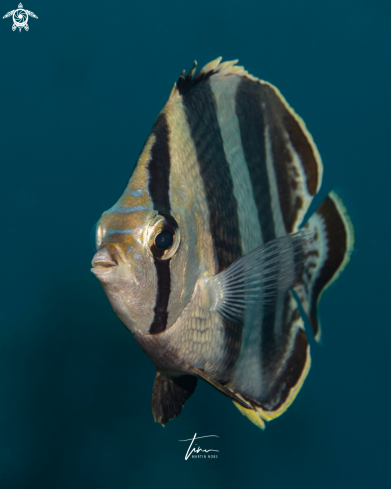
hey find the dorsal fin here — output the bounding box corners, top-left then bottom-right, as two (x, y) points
(170, 57), (249, 99)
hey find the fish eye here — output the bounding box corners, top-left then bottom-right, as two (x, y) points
(155, 229), (174, 250)
(147, 214), (180, 260)
(90, 220), (103, 251)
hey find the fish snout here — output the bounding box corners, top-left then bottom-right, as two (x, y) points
(91, 244), (124, 276)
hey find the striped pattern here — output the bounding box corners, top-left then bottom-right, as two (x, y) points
(235, 77), (276, 242)
(163, 60), (327, 421)
(182, 78), (242, 271)
(181, 77), (244, 374)
(100, 59), (353, 427)
(143, 59), (325, 418)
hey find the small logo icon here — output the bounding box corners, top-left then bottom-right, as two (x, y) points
(3, 3), (38, 32)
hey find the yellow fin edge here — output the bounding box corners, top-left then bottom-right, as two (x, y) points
(233, 344), (311, 428)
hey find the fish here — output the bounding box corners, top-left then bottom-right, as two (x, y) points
(91, 58), (354, 428)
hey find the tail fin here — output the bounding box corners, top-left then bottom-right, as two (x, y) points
(294, 191), (354, 341)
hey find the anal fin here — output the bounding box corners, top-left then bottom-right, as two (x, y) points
(229, 291), (311, 428)
(189, 366), (253, 410)
(152, 372), (197, 426)
(295, 191), (354, 340)
(233, 403), (266, 430)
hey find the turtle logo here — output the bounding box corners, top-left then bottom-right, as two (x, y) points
(3, 3), (38, 32)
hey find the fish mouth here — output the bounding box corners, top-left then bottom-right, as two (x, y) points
(91, 247), (118, 276)
(91, 266), (116, 277)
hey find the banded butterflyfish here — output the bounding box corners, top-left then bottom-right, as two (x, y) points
(91, 58), (354, 428)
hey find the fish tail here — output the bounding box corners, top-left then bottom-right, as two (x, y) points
(294, 191), (354, 341)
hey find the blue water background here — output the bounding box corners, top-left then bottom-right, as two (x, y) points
(0, 1), (388, 487)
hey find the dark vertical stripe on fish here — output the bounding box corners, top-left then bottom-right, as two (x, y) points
(147, 113), (171, 214)
(262, 326), (308, 412)
(235, 78), (277, 371)
(262, 84), (314, 233)
(182, 80), (242, 270)
(182, 79), (243, 374)
(263, 84), (319, 197)
(264, 85), (319, 195)
(259, 308), (277, 376)
(235, 78), (285, 381)
(147, 112), (172, 334)
(149, 259), (171, 334)
(235, 77), (276, 243)
(267, 117), (299, 235)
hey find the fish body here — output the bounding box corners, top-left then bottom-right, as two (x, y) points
(92, 59), (354, 428)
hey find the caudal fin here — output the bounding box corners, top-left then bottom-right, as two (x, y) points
(294, 191), (354, 341)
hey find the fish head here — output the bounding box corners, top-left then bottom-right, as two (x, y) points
(91, 191), (200, 336)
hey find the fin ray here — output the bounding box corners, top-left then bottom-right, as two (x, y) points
(206, 231), (312, 322)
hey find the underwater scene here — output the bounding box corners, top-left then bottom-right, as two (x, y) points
(0, 1), (389, 487)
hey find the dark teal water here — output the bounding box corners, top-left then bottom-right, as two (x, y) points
(0, 1), (388, 487)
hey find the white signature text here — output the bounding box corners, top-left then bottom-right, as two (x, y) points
(179, 433), (219, 460)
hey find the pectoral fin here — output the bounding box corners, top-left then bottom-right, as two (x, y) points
(152, 371), (197, 426)
(206, 230), (312, 322)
